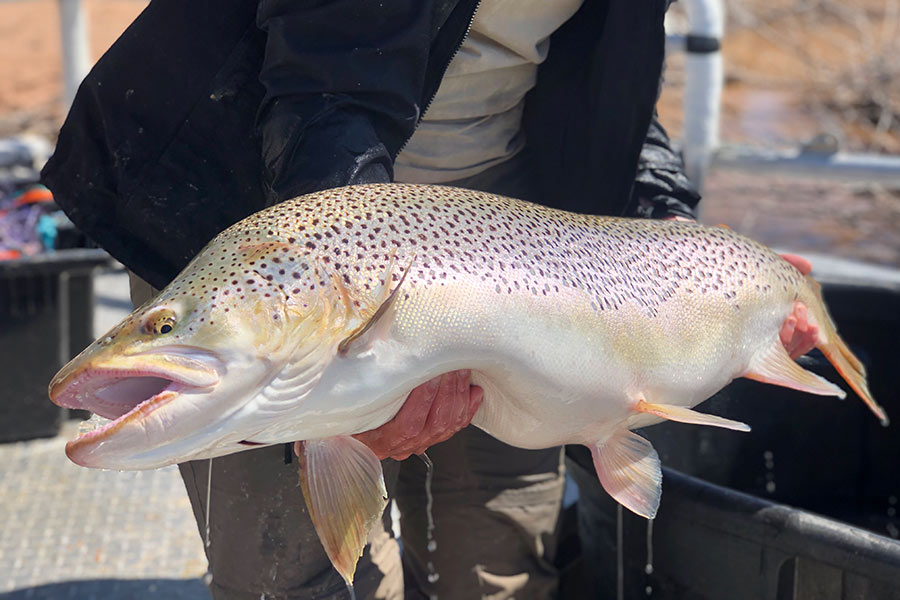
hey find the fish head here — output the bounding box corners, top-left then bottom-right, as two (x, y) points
(49, 254), (318, 470)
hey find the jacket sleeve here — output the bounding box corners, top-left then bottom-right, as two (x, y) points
(628, 113), (702, 219)
(255, 0), (437, 203)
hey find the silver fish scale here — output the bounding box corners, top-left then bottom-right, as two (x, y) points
(100, 183), (801, 344)
(201, 184), (801, 319)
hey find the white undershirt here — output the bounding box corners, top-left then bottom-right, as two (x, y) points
(394, 0), (585, 183)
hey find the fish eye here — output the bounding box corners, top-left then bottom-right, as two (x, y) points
(144, 308), (177, 335)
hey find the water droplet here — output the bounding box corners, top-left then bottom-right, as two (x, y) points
(763, 451), (776, 493)
(420, 453), (436, 542)
(205, 458), (213, 549)
(616, 505), (624, 600)
(645, 585), (653, 596)
(419, 453), (441, 588)
(889, 496), (897, 506)
(644, 518), (654, 576)
(888, 507), (896, 517)
(887, 522), (900, 539)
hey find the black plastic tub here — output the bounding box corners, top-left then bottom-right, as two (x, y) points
(616, 467), (900, 600)
(0, 249), (113, 442)
(562, 258), (900, 599)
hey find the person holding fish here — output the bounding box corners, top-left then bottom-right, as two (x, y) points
(42, 0), (821, 598)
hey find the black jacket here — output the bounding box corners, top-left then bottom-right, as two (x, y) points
(42, 0), (699, 290)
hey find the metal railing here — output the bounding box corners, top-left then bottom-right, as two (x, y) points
(668, 0), (900, 192)
(57, 0), (90, 110)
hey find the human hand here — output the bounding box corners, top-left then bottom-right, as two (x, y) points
(778, 254), (819, 358)
(353, 370), (484, 460)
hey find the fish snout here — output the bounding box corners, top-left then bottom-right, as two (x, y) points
(48, 363), (78, 407)
(48, 355), (110, 409)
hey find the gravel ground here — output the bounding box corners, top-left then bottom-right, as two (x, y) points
(0, 426), (209, 599)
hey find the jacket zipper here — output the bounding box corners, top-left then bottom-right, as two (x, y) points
(394, 0), (482, 157)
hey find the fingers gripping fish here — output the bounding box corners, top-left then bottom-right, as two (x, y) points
(49, 183), (888, 584)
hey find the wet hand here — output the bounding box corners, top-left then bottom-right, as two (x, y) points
(779, 253), (819, 358)
(354, 370), (484, 460)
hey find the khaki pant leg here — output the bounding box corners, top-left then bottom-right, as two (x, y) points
(395, 426), (565, 600)
(128, 272), (404, 600)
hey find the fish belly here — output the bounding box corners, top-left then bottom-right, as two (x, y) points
(389, 283), (773, 449)
(252, 263), (793, 448)
(458, 279), (796, 447)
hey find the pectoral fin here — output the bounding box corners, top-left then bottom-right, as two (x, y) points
(338, 253), (414, 355)
(745, 339), (845, 398)
(296, 436), (388, 585)
(634, 400), (750, 432)
(589, 429), (662, 519)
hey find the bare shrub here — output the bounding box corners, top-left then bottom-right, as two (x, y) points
(724, 0), (900, 152)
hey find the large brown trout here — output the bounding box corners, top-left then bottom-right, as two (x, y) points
(49, 183), (887, 584)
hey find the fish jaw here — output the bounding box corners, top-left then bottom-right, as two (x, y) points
(48, 346), (255, 470)
(64, 389), (182, 469)
(49, 347), (221, 414)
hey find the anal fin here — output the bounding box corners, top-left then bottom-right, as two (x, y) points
(744, 339), (846, 398)
(589, 429), (662, 519)
(635, 400), (750, 432)
(296, 436), (388, 586)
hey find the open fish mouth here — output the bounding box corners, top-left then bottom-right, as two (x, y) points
(48, 347), (222, 463)
(66, 384), (182, 451)
(61, 375), (177, 420)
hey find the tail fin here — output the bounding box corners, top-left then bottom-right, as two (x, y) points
(805, 276), (889, 426)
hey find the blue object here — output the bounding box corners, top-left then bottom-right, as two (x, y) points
(37, 214), (58, 251)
